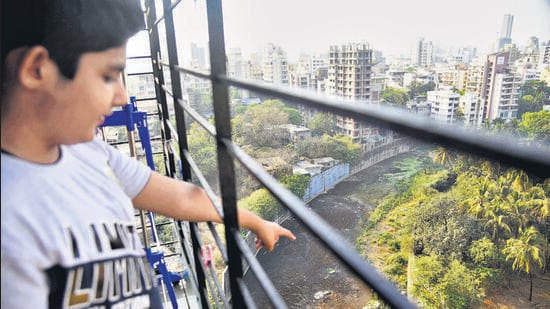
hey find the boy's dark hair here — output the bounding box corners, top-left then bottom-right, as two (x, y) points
(1, 0), (144, 80)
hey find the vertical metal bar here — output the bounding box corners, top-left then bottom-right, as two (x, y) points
(159, 0), (210, 307)
(144, 0), (176, 178)
(205, 0), (246, 308)
(126, 115), (153, 248)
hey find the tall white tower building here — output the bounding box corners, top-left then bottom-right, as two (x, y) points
(481, 51), (522, 122)
(262, 43), (288, 85)
(428, 86), (460, 124)
(416, 38), (433, 68)
(328, 42), (375, 147)
(497, 14), (514, 51)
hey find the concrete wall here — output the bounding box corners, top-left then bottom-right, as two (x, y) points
(303, 163), (350, 202)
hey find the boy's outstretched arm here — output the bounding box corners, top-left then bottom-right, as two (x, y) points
(133, 172), (296, 251)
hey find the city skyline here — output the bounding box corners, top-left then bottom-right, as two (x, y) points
(168, 0), (550, 62)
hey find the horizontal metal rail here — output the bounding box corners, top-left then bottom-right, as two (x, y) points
(127, 71), (155, 76)
(169, 64), (550, 178)
(218, 76), (550, 178)
(144, 0), (549, 308)
(127, 55), (152, 60)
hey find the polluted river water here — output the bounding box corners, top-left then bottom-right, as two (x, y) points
(243, 151), (424, 308)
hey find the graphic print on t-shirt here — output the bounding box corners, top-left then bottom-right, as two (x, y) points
(47, 222), (162, 308)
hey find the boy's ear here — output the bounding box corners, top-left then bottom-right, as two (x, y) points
(18, 46), (52, 89)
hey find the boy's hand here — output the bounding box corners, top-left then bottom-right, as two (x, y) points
(254, 220), (296, 251)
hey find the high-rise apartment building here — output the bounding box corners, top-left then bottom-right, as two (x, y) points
(460, 92), (481, 126)
(497, 14), (514, 51)
(289, 54), (330, 126)
(190, 42), (207, 69)
(438, 64), (467, 90)
(262, 43), (288, 85)
(481, 51), (522, 122)
(463, 58), (486, 127)
(288, 64), (313, 89)
(416, 38), (433, 68)
(227, 48), (247, 79)
(465, 58), (485, 95)
(327, 42), (374, 146)
(249, 52), (264, 81)
(288, 53), (328, 91)
(327, 43), (372, 100)
(227, 48), (251, 99)
(539, 41), (550, 69)
(428, 86), (460, 124)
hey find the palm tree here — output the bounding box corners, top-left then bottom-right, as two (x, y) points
(523, 185), (549, 273)
(465, 177), (492, 219)
(484, 207), (512, 241)
(430, 146), (456, 168)
(480, 160), (503, 178)
(502, 226), (544, 302)
(505, 196), (530, 237)
(505, 168), (531, 193)
(525, 186), (549, 224)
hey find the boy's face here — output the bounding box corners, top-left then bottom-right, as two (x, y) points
(46, 45), (128, 144)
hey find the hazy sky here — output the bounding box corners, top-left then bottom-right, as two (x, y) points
(149, 0), (550, 62)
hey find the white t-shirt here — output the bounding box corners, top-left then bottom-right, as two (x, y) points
(1, 137), (162, 308)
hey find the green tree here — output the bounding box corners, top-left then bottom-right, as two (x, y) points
(408, 81), (436, 99)
(409, 196), (477, 261)
(517, 80), (550, 118)
(296, 134), (360, 164)
(308, 113), (335, 136)
(280, 174), (310, 199)
(430, 146), (457, 168)
(462, 176), (492, 218)
(483, 206), (511, 241)
(187, 121), (218, 185)
(381, 87), (409, 106)
(469, 237), (500, 268)
(517, 110), (550, 144)
(238, 188), (281, 220)
(322, 135), (361, 163)
(283, 106), (302, 125)
(454, 107), (466, 125)
(232, 100), (289, 148)
(439, 260), (485, 309)
(412, 254), (445, 307)
(502, 226), (545, 301)
(186, 87), (212, 117)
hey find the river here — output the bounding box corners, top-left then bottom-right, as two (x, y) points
(244, 151), (423, 308)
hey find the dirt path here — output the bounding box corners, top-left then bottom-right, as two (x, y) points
(244, 153), (410, 308)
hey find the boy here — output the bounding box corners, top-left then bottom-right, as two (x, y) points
(1, 0), (296, 307)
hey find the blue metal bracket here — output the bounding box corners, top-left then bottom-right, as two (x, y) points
(145, 248), (180, 309)
(100, 96), (155, 170)
(100, 97), (184, 308)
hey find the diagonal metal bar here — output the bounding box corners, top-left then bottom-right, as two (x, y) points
(222, 138), (418, 309)
(233, 230), (289, 309)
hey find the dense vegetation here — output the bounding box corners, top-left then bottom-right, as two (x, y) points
(381, 81), (436, 106)
(184, 99), (360, 219)
(356, 112), (550, 308)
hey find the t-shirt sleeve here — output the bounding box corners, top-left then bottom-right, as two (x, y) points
(95, 138), (152, 199)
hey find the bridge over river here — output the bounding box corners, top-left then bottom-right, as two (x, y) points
(243, 148), (427, 308)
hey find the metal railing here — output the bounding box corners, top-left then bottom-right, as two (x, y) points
(142, 0), (550, 308)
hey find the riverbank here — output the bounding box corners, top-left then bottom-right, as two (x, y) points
(243, 151), (419, 308)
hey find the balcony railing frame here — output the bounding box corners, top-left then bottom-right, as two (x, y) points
(143, 0), (550, 308)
